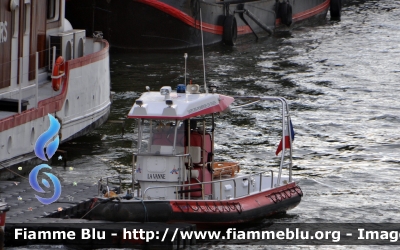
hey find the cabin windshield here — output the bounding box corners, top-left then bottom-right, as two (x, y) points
(137, 119), (185, 155)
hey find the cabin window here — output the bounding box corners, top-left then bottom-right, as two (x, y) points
(137, 120), (185, 155)
(47, 0), (55, 19)
(24, 1), (30, 35)
(10, 3), (18, 38)
(46, 0), (59, 21)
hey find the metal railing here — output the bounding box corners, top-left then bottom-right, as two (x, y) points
(142, 169), (277, 201)
(97, 175), (122, 196)
(0, 47), (58, 112)
(232, 96), (294, 184)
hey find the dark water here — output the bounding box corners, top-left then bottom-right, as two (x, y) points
(22, 0), (400, 248)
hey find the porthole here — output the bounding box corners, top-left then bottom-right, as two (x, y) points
(7, 136), (12, 154)
(65, 99), (69, 116)
(30, 127), (35, 145)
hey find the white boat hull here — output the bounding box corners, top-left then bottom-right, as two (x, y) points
(0, 39), (111, 176)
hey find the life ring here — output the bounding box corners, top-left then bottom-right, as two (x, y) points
(222, 15), (237, 46)
(278, 1), (292, 26)
(330, 0), (342, 20)
(51, 56), (65, 91)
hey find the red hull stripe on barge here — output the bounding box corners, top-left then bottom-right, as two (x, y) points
(276, 0), (330, 25)
(136, 0), (330, 35)
(294, 0), (330, 21)
(136, 0), (252, 35)
(0, 40), (109, 133)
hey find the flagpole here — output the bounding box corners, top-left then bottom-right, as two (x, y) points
(283, 99), (294, 183)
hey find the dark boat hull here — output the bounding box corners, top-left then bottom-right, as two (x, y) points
(88, 183), (303, 226)
(66, 0), (330, 50)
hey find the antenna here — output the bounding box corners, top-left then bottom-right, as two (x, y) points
(184, 53), (188, 87)
(199, 8), (208, 94)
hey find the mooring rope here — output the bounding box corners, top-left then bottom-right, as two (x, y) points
(81, 200), (105, 219)
(134, 197), (149, 222)
(2, 165), (28, 180)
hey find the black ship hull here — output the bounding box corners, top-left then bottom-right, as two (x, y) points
(66, 0), (331, 50)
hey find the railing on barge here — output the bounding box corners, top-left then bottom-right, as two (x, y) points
(98, 168), (278, 201)
(141, 169), (276, 200)
(231, 96), (294, 185)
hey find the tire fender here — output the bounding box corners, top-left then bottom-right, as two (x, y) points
(222, 15), (237, 46)
(279, 1), (292, 26)
(330, 0), (342, 19)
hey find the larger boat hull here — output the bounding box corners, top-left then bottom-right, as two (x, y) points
(66, 0), (330, 50)
(0, 39), (111, 178)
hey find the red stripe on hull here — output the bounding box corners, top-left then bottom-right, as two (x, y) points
(87, 182), (302, 224)
(170, 182), (302, 225)
(135, 0), (252, 35)
(136, 0), (329, 36)
(0, 40), (109, 132)
(294, 0), (330, 21)
(276, 0), (330, 25)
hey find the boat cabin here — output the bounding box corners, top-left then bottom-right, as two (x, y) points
(127, 85), (235, 200)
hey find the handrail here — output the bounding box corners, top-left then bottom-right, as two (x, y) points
(98, 175), (122, 196)
(135, 153), (191, 157)
(142, 169), (278, 200)
(232, 96), (294, 186)
(0, 46), (54, 92)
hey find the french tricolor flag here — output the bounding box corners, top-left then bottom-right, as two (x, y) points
(275, 119), (295, 156)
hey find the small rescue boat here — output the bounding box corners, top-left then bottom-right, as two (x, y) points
(88, 83), (303, 226)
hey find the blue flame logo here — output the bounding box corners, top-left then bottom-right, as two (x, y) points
(34, 114), (60, 161)
(29, 164), (62, 205)
(30, 114), (62, 205)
